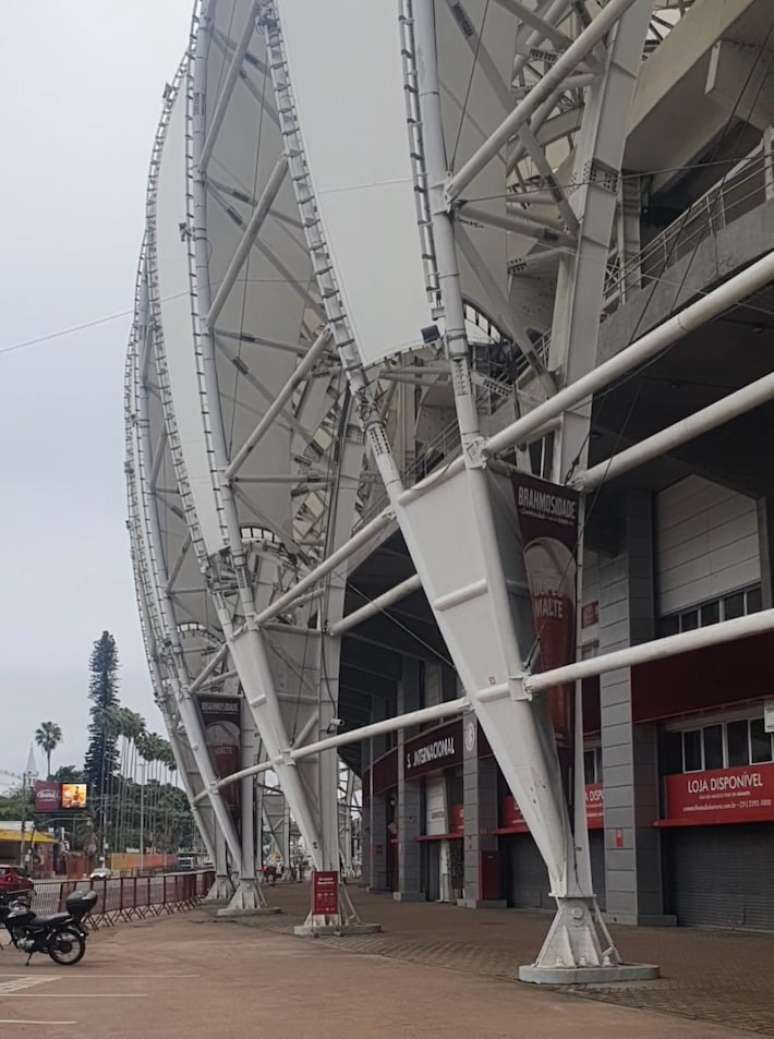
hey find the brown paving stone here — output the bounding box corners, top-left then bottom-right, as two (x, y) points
(0, 903), (761, 1039)
(235, 882), (774, 1036)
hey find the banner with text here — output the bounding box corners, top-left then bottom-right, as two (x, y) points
(662, 764), (774, 826)
(501, 784), (603, 833)
(512, 473), (580, 744)
(404, 719), (463, 782)
(198, 696), (241, 817)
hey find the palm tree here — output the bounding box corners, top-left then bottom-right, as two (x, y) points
(35, 722), (63, 779)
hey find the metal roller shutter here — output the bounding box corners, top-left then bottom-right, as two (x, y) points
(668, 824), (774, 930)
(504, 832), (606, 911)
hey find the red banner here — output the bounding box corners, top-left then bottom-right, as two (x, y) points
(661, 764), (774, 827)
(34, 781), (60, 813)
(198, 696), (241, 813)
(500, 784), (603, 833)
(312, 870), (339, 916)
(512, 474), (579, 744)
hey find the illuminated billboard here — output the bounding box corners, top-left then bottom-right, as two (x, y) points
(61, 784), (87, 810)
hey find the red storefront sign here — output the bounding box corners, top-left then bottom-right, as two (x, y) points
(404, 718), (462, 781)
(499, 784), (604, 833)
(34, 781), (60, 813)
(660, 763), (774, 827)
(312, 870), (339, 916)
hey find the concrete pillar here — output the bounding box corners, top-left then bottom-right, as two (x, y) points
(757, 496), (774, 610)
(463, 714), (505, 908)
(599, 490), (669, 925)
(363, 691), (389, 892)
(395, 659), (423, 901)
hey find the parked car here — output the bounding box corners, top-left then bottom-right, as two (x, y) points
(176, 856), (195, 871)
(0, 865), (34, 893)
(89, 867), (112, 881)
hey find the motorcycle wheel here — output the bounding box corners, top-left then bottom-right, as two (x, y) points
(47, 927), (86, 966)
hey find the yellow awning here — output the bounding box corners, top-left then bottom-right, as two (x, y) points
(0, 830), (57, 845)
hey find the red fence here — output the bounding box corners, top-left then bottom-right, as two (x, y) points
(32, 870), (214, 928)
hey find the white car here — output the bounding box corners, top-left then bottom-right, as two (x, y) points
(89, 867), (112, 880)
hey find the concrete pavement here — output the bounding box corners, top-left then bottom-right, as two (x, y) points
(0, 888), (770, 1037)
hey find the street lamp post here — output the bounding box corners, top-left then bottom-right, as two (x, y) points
(140, 760), (146, 874)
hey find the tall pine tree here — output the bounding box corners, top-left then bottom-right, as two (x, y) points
(83, 631), (120, 844)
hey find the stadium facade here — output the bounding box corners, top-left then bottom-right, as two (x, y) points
(126, 0), (774, 976)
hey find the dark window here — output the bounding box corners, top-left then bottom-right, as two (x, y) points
(703, 725), (723, 770)
(727, 719), (749, 767)
(583, 750), (597, 783)
(681, 610), (699, 632)
(683, 729), (702, 771)
(747, 587), (763, 614)
(662, 731), (683, 775)
(659, 614), (680, 637)
(750, 718), (772, 763)
(723, 592), (744, 620)
(701, 601), (720, 627)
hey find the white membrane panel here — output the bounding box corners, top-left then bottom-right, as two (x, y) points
(156, 91), (226, 555)
(278, 0), (432, 365)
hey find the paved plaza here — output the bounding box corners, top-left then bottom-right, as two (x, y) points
(2, 884), (774, 1036)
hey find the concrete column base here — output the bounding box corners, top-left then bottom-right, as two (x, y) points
(393, 891), (425, 902)
(519, 963), (660, 985)
(205, 875), (234, 902)
(217, 906), (282, 918)
(293, 921), (382, 937)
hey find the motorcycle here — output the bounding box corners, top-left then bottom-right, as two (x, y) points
(1, 888), (98, 965)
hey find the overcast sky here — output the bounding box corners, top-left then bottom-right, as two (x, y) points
(0, 1), (193, 783)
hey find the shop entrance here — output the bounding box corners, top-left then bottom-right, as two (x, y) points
(666, 824), (774, 930)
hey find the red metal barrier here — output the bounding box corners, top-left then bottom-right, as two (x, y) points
(38, 870), (214, 928)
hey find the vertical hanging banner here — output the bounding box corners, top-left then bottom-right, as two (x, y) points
(197, 697), (241, 817)
(511, 474), (580, 744)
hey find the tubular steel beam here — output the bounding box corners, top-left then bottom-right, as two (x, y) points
(209, 696), (470, 793)
(199, 2), (258, 170)
(328, 573), (423, 636)
(576, 371), (774, 490)
(255, 507), (394, 625)
(224, 326), (330, 480)
(460, 203), (575, 246)
(205, 157), (288, 330)
(494, 0), (575, 50)
(446, 0), (641, 200)
(484, 249), (774, 459)
(524, 609), (774, 694)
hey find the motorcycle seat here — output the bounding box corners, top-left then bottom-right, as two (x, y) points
(29, 913), (70, 927)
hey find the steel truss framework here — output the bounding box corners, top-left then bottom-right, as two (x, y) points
(125, 0), (774, 968)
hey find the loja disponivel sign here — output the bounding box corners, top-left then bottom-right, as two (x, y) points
(660, 763), (774, 827)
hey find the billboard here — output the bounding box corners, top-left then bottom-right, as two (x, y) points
(34, 781), (60, 813)
(61, 784), (88, 810)
(512, 473), (580, 746)
(198, 697), (241, 815)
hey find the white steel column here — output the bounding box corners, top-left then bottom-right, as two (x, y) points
(126, 277), (246, 882)
(190, 12), (327, 874)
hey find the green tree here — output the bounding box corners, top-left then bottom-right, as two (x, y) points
(83, 632), (121, 841)
(52, 765), (84, 783)
(34, 721), (63, 779)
